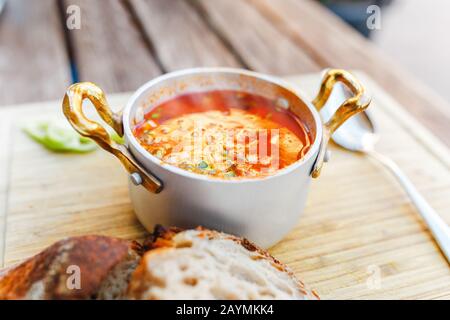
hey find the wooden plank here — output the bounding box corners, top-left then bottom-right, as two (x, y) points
(127, 0), (242, 71)
(275, 73), (450, 299)
(248, 0), (450, 147)
(0, 96), (147, 267)
(1, 72), (449, 299)
(194, 0), (320, 75)
(62, 0), (162, 93)
(0, 0), (71, 106)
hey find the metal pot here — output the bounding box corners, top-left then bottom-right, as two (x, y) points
(62, 68), (370, 247)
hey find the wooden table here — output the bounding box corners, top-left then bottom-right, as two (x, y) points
(1, 0), (449, 147)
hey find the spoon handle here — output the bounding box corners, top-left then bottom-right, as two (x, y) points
(367, 150), (450, 264)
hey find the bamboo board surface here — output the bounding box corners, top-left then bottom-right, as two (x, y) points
(0, 73), (449, 299)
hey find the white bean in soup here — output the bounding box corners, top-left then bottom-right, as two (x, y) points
(133, 90), (312, 179)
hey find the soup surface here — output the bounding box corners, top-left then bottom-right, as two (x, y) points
(133, 90), (312, 178)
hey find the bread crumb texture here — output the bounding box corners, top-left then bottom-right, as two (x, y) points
(127, 228), (318, 300)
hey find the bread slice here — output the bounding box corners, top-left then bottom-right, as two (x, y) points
(0, 235), (141, 300)
(127, 226), (319, 300)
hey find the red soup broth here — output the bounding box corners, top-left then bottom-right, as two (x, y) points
(133, 90), (312, 178)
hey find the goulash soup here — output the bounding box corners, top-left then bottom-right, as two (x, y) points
(133, 90), (312, 179)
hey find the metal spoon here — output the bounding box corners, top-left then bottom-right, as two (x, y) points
(322, 84), (450, 263)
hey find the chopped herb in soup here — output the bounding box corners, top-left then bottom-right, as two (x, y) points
(133, 90), (312, 178)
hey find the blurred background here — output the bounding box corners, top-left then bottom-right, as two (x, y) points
(323, 0), (450, 103)
(0, 0), (449, 144)
(1, 0), (449, 99)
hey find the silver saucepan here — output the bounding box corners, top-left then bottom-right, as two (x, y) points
(62, 68), (370, 247)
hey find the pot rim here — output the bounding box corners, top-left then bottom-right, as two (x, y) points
(122, 67), (323, 184)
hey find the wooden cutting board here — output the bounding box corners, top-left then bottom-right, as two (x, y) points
(0, 73), (449, 299)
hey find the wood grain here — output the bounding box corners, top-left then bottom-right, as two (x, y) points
(0, 0), (71, 105)
(194, 0), (320, 75)
(0, 73), (449, 299)
(0, 109), (14, 266)
(279, 73), (450, 299)
(62, 0), (162, 93)
(248, 0), (450, 147)
(127, 0), (241, 71)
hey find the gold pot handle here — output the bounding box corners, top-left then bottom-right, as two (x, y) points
(62, 82), (163, 193)
(311, 69), (371, 178)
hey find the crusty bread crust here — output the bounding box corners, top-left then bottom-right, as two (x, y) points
(0, 227), (319, 300)
(0, 236), (141, 300)
(131, 225), (319, 300)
